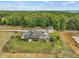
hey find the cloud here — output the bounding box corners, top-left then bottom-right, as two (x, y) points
(0, 2), (53, 11)
(62, 1), (75, 6)
(68, 1), (75, 3)
(1, 1), (78, 11)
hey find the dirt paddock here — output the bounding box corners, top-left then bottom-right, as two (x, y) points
(59, 32), (79, 56)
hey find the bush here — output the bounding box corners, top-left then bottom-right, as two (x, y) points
(49, 32), (62, 49)
(49, 32), (59, 42)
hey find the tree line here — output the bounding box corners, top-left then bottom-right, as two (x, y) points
(0, 11), (79, 30)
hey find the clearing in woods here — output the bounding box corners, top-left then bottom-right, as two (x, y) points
(0, 26), (79, 58)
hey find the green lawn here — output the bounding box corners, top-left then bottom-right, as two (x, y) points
(2, 37), (78, 58)
(3, 38), (54, 53)
(0, 26), (78, 58)
(2, 31), (62, 53)
(0, 32), (78, 58)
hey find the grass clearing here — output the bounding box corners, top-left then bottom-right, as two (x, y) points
(3, 38), (54, 53)
(3, 31), (62, 53)
(0, 32), (14, 52)
(0, 26), (78, 58)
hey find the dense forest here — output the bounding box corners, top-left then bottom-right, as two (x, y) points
(0, 11), (79, 30)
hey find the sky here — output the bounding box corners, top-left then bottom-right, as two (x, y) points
(0, 1), (79, 11)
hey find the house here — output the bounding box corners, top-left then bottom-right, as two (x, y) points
(21, 26), (54, 42)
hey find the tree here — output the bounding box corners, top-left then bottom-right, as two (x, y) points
(37, 16), (47, 27)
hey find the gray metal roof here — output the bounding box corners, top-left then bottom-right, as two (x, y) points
(21, 30), (50, 39)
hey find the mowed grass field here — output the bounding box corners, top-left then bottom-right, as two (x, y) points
(0, 32), (14, 51)
(0, 25), (26, 51)
(0, 26), (56, 58)
(3, 38), (53, 53)
(0, 26), (78, 58)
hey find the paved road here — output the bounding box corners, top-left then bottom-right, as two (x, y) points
(0, 29), (47, 32)
(0, 30), (29, 32)
(0, 30), (79, 32)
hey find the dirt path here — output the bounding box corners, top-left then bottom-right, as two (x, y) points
(0, 53), (51, 58)
(59, 32), (79, 56)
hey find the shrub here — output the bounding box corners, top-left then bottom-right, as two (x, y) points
(49, 32), (59, 42)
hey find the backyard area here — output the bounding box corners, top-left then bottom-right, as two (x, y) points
(2, 29), (62, 53)
(0, 26), (78, 58)
(3, 38), (53, 53)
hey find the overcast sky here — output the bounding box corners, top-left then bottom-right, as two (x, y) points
(0, 1), (79, 11)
